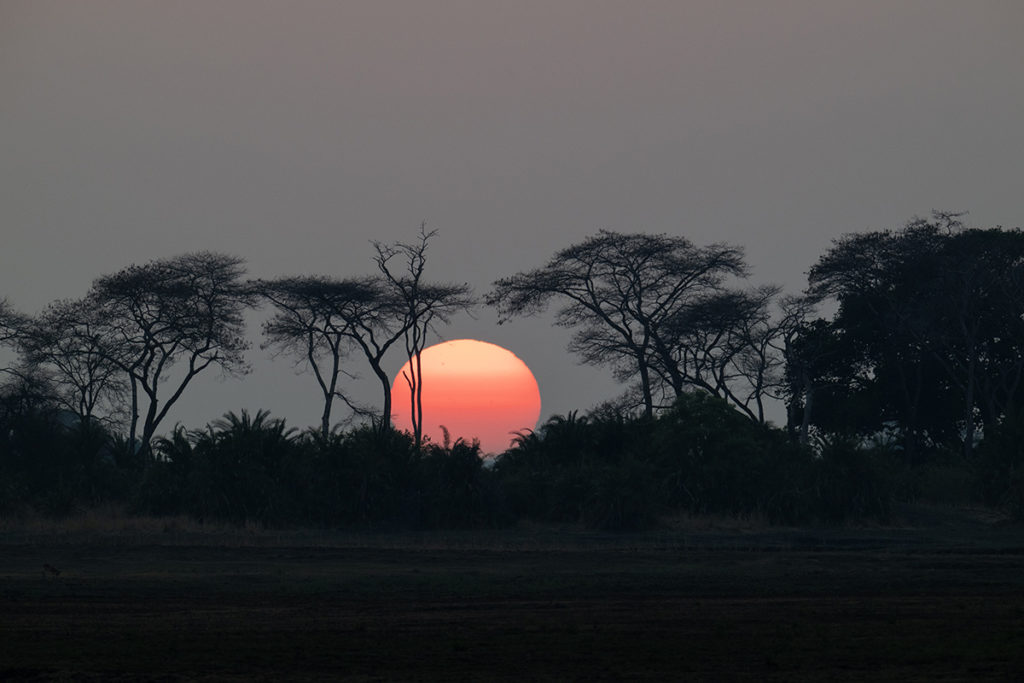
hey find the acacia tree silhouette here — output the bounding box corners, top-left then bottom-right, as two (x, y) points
(257, 228), (473, 441)
(488, 231), (750, 420)
(0, 299), (22, 345)
(0, 300), (27, 390)
(257, 276), (381, 438)
(15, 298), (127, 426)
(90, 252), (256, 452)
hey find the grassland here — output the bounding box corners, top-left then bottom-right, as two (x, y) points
(1, 505), (1023, 680)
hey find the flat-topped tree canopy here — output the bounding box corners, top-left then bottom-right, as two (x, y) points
(255, 228), (476, 442)
(90, 252), (256, 452)
(256, 275), (386, 437)
(488, 230), (754, 420)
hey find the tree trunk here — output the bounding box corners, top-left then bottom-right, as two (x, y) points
(128, 373), (139, 452)
(413, 348), (424, 447)
(963, 348), (977, 459)
(321, 342), (341, 440)
(370, 361), (392, 433)
(321, 393), (333, 440)
(799, 371), (813, 447)
(638, 358), (653, 420)
(404, 367), (418, 445)
(140, 400), (159, 456)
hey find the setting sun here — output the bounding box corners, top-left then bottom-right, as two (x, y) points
(391, 339), (541, 455)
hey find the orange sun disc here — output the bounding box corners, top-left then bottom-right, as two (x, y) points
(391, 339), (542, 455)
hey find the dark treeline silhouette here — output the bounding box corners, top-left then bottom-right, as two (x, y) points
(2, 213), (1023, 528)
(0, 398), (891, 529)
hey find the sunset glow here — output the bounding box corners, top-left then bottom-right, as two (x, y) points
(391, 339), (541, 455)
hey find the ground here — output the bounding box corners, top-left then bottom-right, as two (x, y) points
(1, 505), (1023, 680)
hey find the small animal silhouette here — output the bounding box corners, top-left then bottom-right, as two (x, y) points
(42, 563), (61, 577)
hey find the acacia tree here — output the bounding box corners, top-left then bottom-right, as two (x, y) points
(258, 229), (473, 441)
(488, 231), (747, 419)
(735, 290), (806, 424)
(765, 295), (825, 444)
(16, 298), (126, 425)
(257, 276), (381, 438)
(372, 226), (475, 446)
(651, 285), (791, 422)
(0, 300), (29, 374)
(90, 252), (256, 452)
(0, 300), (22, 386)
(0, 299), (22, 346)
(0, 300), (54, 421)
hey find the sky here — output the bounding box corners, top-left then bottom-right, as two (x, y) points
(2, 1), (1023, 435)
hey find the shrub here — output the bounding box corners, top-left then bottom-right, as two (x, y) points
(812, 434), (894, 523)
(976, 408), (1024, 519)
(581, 457), (659, 531)
(414, 438), (512, 529)
(651, 392), (815, 522)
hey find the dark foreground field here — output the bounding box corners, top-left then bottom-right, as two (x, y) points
(2, 506), (1023, 681)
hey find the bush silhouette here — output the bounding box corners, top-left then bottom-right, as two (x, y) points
(976, 407), (1024, 519)
(0, 391), (133, 515)
(812, 433), (894, 523)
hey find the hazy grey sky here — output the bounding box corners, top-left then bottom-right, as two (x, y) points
(2, 1), (1022, 434)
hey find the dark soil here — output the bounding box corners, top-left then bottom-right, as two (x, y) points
(2, 506), (1023, 680)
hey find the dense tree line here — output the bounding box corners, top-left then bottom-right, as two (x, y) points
(0, 397), (895, 529)
(2, 213), (1023, 528)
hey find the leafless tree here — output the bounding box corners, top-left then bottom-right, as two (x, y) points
(373, 225), (475, 446)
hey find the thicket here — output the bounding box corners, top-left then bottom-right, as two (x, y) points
(5, 389), (1015, 531)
